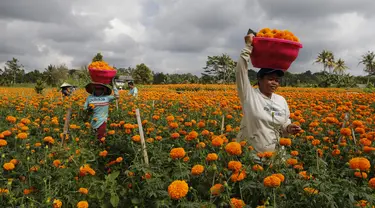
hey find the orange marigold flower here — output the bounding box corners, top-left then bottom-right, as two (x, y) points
(210, 184), (224, 196)
(225, 142), (242, 156)
(53, 199), (62, 208)
(191, 164), (205, 175)
(3, 162), (15, 171)
(99, 150), (108, 157)
(132, 135), (141, 142)
(291, 151), (299, 156)
(211, 136), (224, 147)
(78, 187), (89, 194)
(0, 139), (7, 147)
(17, 132), (28, 140)
(299, 171), (313, 180)
(170, 148), (186, 159)
(272, 173), (285, 182)
(53, 160), (61, 168)
(349, 157), (371, 171)
(340, 128), (351, 136)
(228, 161), (242, 172)
(77, 200), (89, 208)
(263, 175), (281, 188)
(231, 170), (247, 182)
(354, 171), (367, 179)
(116, 157), (123, 163)
(279, 138), (291, 146)
(368, 178), (375, 189)
(230, 198), (246, 208)
(252, 164), (264, 171)
(206, 153), (218, 161)
(286, 158), (298, 166)
(168, 180), (189, 200)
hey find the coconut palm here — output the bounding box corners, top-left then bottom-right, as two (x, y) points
(359, 51), (375, 75)
(315, 50), (335, 73)
(333, 58), (348, 75)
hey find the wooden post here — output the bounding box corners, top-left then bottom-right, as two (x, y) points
(221, 114), (225, 135)
(62, 108), (72, 146)
(135, 109), (149, 166)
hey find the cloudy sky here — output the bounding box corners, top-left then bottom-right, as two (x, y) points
(1, 0), (374, 76)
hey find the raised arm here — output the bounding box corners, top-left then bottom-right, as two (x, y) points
(236, 34), (254, 104)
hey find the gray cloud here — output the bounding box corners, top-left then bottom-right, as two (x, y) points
(0, 0), (374, 76)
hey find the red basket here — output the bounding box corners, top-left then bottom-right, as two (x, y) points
(250, 37), (303, 71)
(88, 68), (117, 84)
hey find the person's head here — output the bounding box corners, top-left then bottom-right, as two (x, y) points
(93, 85), (106, 96)
(128, 82), (134, 89)
(256, 68), (284, 97)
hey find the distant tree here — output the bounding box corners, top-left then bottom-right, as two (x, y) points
(24, 70), (42, 83)
(153, 72), (167, 84)
(133, 63), (153, 84)
(315, 50), (335, 73)
(3, 58), (24, 85)
(359, 51), (375, 75)
(202, 54), (237, 83)
(43, 64), (69, 87)
(334, 58), (348, 75)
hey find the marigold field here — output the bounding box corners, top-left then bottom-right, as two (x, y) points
(1, 85), (375, 208)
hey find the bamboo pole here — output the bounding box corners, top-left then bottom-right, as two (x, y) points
(135, 109), (149, 166)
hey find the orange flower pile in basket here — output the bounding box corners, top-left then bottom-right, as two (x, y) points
(88, 61), (115, 71)
(256, 28), (300, 43)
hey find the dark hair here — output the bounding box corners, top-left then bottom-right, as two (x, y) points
(128, 82), (134, 86)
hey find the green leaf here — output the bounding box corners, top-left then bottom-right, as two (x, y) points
(131, 198), (140, 205)
(110, 193), (120, 207)
(108, 171), (120, 181)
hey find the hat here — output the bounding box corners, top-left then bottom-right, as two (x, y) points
(85, 82), (112, 96)
(60, 82), (73, 88)
(257, 68), (284, 78)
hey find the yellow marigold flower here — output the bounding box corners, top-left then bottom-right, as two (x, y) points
(17, 132), (28, 140)
(191, 164), (205, 175)
(263, 175), (281, 188)
(78, 188), (88, 195)
(206, 153), (218, 161)
(304, 187), (319, 195)
(225, 142), (242, 156)
(170, 148), (186, 159)
(3, 162), (15, 171)
(0, 188), (9, 195)
(230, 198), (246, 208)
(210, 184), (224, 196)
(77, 200), (89, 208)
(228, 161), (242, 172)
(53, 199), (63, 208)
(168, 180), (189, 200)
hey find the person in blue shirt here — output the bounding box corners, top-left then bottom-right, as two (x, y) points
(84, 79), (119, 143)
(128, 81), (138, 97)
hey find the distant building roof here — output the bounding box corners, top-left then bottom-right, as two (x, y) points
(117, 75), (134, 81)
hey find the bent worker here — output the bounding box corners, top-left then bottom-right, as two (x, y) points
(84, 78), (119, 143)
(60, 82), (74, 97)
(128, 81), (138, 97)
(235, 32), (301, 164)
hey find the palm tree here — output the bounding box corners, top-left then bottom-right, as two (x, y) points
(315, 50), (335, 73)
(359, 51), (375, 75)
(334, 58), (348, 75)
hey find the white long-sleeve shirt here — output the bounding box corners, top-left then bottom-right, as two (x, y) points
(236, 44), (291, 154)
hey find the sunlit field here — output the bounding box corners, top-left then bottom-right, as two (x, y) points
(1, 85), (375, 208)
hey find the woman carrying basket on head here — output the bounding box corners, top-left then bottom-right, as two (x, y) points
(235, 31), (302, 165)
(84, 78), (119, 143)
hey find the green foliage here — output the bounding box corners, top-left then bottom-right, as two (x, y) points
(34, 80), (45, 94)
(202, 54), (237, 84)
(133, 63), (153, 84)
(92, 53), (103, 62)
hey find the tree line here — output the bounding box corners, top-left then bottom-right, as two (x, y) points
(1, 50), (374, 88)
